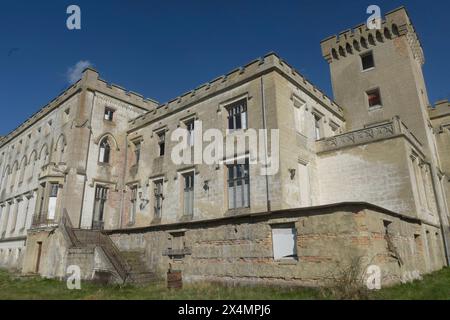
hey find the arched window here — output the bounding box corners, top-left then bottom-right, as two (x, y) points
(10, 162), (18, 191)
(338, 46), (346, 57)
(368, 34), (375, 46)
(384, 28), (391, 39)
(345, 43), (353, 54)
(392, 24), (399, 36)
(1, 166), (9, 192)
(353, 40), (360, 52)
(28, 151), (37, 180)
(55, 136), (66, 163)
(360, 37), (367, 49)
(99, 138), (111, 164)
(376, 31), (383, 42)
(19, 157), (27, 183)
(331, 48), (338, 60)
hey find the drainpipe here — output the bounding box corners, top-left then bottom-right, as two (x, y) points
(260, 76), (271, 213)
(78, 91), (96, 228)
(429, 165), (450, 266)
(118, 133), (129, 230)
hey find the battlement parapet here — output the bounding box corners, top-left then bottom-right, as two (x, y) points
(129, 53), (344, 131)
(321, 7), (424, 65)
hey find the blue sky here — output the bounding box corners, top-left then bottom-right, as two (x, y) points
(0, 0), (449, 135)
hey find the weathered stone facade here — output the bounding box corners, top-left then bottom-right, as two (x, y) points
(0, 6), (448, 286)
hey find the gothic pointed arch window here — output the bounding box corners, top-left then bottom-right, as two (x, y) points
(99, 138), (111, 164)
(18, 157), (27, 184)
(55, 136), (66, 163)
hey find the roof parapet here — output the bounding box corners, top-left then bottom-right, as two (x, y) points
(0, 68), (158, 148)
(429, 100), (450, 120)
(129, 53), (344, 130)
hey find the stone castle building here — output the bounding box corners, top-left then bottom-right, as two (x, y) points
(0, 7), (448, 286)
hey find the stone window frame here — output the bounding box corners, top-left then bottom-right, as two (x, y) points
(223, 155), (251, 212)
(311, 109), (325, 141)
(177, 168), (196, 219)
(291, 94), (307, 137)
(104, 106), (115, 122)
(360, 50), (375, 72)
(218, 93), (250, 134)
(366, 87), (383, 110)
(150, 176), (165, 221)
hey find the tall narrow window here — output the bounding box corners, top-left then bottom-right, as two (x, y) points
(227, 99), (247, 130)
(129, 186), (137, 225)
(314, 114), (322, 140)
(157, 131), (165, 157)
(154, 180), (164, 218)
(293, 100), (305, 135)
(104, 107), (114, 121)
(99, 138), (111, 163)
(361, 51), (375, 70)
(47, 183), (58, 220)
(272, 224), (298, 260)
(298, 162), (311, 207)
(185, 120), (195, 146)
(367, 89), (382, 108)
(227, 159), (250, 209)
(183, 172), (194, 216)
(134, 141), (141, 166)
(93, 186), (108, 229)
(38, 182), (46, 217)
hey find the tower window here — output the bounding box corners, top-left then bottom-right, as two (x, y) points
(227, 99), (247, 131)
(361, 52), (375, 70)
(104, 107), (114, 121)
(367, 89), (382, 108)
(157, 131), (165, 157)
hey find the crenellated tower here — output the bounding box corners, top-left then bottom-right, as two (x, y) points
(321, 6), (449, 265)
(320, 7), (436, 157)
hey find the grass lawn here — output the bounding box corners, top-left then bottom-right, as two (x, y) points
(0, 268), (448, 300)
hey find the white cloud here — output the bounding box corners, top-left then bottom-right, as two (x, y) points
(66, 60), (93, 84)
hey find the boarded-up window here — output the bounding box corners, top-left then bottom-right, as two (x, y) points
(272, 225), (298, 260)
(129, 185), (137, 224)
(154, 180), (164, 218)
(47, 183), (59, 220)
(293, 99), (306, 135)
(298, 162), (311, 207)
